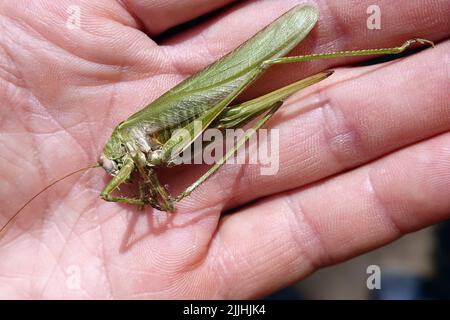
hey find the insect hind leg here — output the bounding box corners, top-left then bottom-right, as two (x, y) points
(175, 100), (283, 202)
(260, 38), (434, 69)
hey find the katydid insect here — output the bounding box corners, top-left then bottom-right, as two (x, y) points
(1, 4), (434, 234)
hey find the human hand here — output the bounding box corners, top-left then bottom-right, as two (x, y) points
(0, 0), (449, 298)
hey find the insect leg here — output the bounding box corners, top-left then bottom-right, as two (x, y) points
(175, 101), (283, 202)
(260, 38), (434, 68)
(215, 71), (332, 130)
(100, 157), (145, 206)
(134, 161), (175, 212)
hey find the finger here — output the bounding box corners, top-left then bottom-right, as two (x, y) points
(122, 0), (237, 35)
(0, 0), (166, 68)
(0, 0), (172, 135)
(175, 40), (450, 212)
(163, 0), (450, 97)
(205, 132), (450, 298)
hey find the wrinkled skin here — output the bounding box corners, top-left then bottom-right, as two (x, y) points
(0, 0), (449, 299)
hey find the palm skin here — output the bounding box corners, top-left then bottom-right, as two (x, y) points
(0, 0), (449, 299)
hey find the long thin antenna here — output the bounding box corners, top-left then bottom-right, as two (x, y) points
(0, 163), (100, 236)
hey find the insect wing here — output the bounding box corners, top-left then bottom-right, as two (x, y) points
(119, 5), (319, 136)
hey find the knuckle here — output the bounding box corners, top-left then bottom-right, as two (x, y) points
(319, 98), (368, 170)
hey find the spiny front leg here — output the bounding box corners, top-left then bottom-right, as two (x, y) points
(100, 157), (145, 206)
(130, 150), (175, 212)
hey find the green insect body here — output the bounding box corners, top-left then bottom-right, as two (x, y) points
(95, 4), (433, 212)
(98, 5), (318, 211)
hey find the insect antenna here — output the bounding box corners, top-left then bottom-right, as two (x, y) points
(0, 163), (100, 237)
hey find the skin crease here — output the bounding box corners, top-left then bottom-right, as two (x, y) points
(0, 0), (449, 299)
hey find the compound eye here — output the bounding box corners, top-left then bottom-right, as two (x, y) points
(98, 153), (117, 174)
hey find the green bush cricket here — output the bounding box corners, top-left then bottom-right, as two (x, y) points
(0, 4), (434, 235)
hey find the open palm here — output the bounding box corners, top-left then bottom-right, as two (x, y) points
(1, 0), (449, 299)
